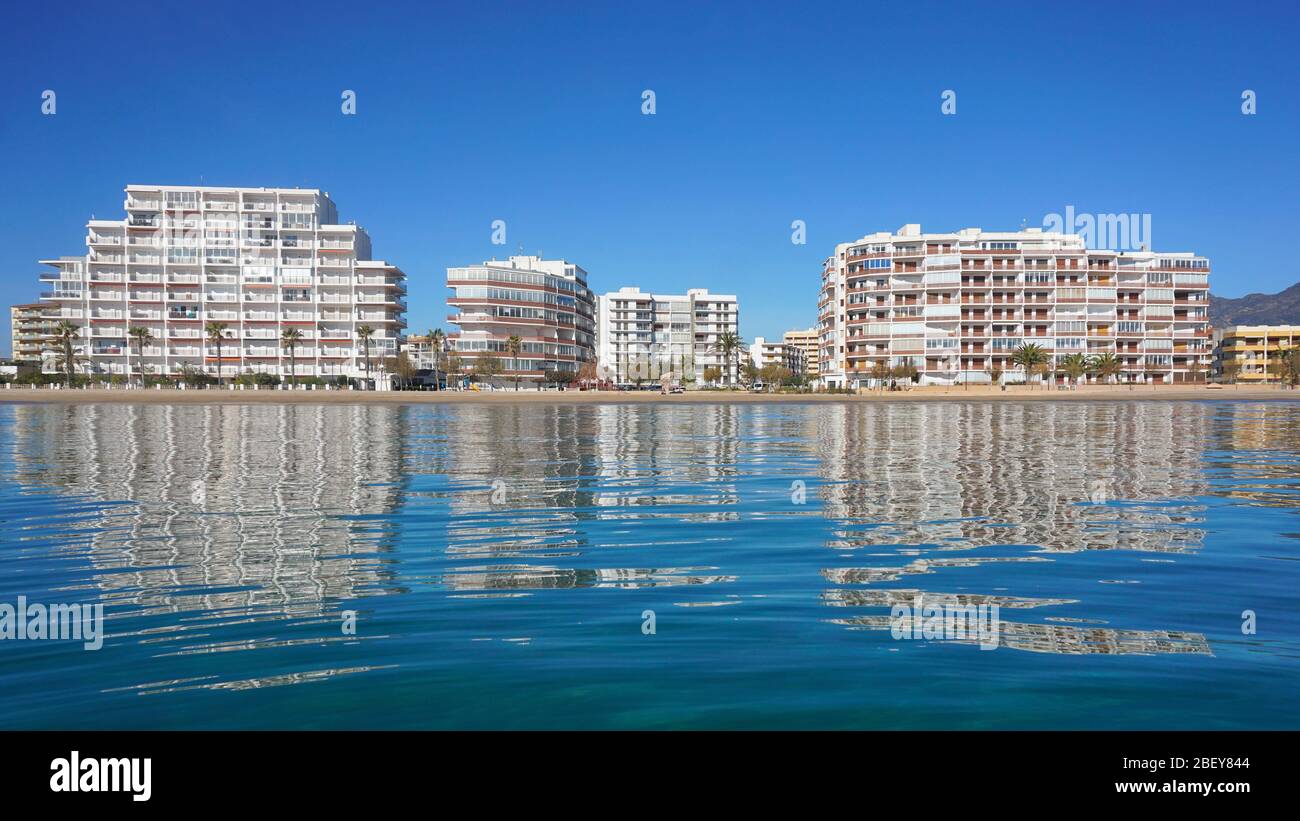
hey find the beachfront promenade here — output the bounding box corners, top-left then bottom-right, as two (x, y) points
(2, 383), (1297, 405)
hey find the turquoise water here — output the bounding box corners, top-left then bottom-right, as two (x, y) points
(0, 400), (1297, 729)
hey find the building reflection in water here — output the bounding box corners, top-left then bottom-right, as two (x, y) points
(814, 401), (1212, 554)
(813, 402), (1233, 656)
(7, 399), (1298, 669)
(434, 404), (750, 591)
(828, 614), (1213, 656)
(6, 403), (405, 630)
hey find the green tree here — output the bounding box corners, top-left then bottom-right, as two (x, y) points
(712, 332), (743, 386)
(542, 369), (576, 390)
(894, 361), (919, 386)
(387, 351), (416, 390)
(128, 326), (154, 387)
(505, 334), (524, 391)
(280, 327), (304, 386)
(869, 359), (891, 392)
(204, 321), (230, 385)
(1276, 347), (1300, 388)
(51, 320), (81, 388)
(1220, 357), (1242, 387)
(1089, 352), (1122, 385)
(473, 353), (503, 384)
(1059, 352), (1089, 386)
(356, 324), (375, 387)
(446, 352), (463, 390)
(1010, 343), (1049, 388)
(429, 328), (446, 390)
(759, 364), (793, 390)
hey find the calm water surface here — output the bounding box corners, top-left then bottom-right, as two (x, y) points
(1, 400), (1298, 729)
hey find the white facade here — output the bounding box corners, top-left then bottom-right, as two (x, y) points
(749, 336), (804, 373)
(38, 185), (406, 382)
(817, 224), (1211, 388)
(446, 255), (596, 380)
(597, 287), (740, 385)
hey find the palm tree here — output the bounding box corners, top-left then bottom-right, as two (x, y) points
(1089, 352), (1122, 385)
(356, 324), (375, 388)
(505, 334), (523, 391)
(280, 327), (304, 387)
(51, 320), (80, 388)
(429, 328), (446, 390)
(712, 332), (743, 386)
(204, 321), (229, 385)
(1059, 352), (1089, 388)
(1010, 342), (1049, 389)
(128, 326), (154, 387)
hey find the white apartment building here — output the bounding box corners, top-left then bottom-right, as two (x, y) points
(817, 224), (1211, 388)
(597, 287), (740, 385)
(38, 185), (406, 382)
(749, 336), (804, 373)
(446, 256), (596, 380)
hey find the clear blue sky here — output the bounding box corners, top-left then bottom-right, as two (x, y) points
(2, 0), (1297, 356)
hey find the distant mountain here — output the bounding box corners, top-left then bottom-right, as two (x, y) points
(1210, 281), (1300, 327)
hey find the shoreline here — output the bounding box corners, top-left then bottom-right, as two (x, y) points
(2, 385), (1298, 405)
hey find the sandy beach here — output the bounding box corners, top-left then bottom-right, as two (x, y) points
(2, 384), (1297, 405)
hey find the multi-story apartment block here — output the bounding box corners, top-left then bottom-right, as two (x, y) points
(401, 332), (442, 372)
(596, 287), (740, 385)
(782, 327), (820, 378)
(446, 255), (596, 381)
(10, 302), (59, 363)
(38, 185), (406, 382)
(1212, 325), (1300, 383)
(817, 224), (1211, 388)
(749, 336), (805, 374)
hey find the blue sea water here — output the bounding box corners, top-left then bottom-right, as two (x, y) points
(0, 399), (1297, 729)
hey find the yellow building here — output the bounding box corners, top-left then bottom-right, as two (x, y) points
(782, 327), (820, 378)
(1213, 325), (1300, 383)
(10, 302), (59, 363)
